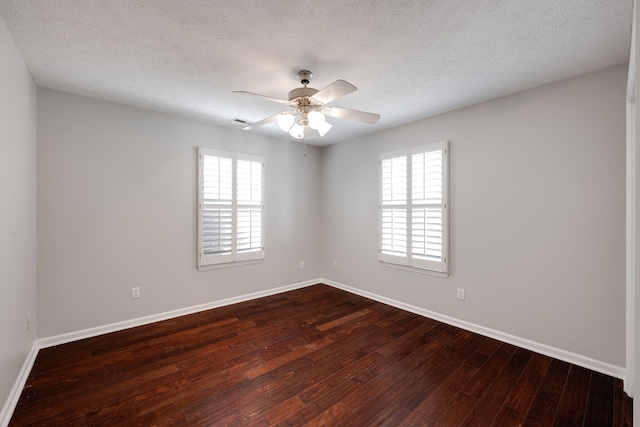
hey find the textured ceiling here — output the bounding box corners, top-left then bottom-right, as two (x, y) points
(0, 0), (633, 145)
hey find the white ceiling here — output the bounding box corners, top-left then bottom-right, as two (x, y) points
(0, 0), (633, 145)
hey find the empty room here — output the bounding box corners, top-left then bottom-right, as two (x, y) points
(1, 1), (638, 426)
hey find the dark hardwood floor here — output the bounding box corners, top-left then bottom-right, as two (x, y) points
(10, 284), (632, 426)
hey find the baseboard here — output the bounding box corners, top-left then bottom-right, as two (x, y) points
(0, 341), (39, 427)
(39, 279), (318, 349)
(321, 278), (626, 381)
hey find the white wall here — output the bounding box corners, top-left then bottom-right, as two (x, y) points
(0, 13), (37, 414)
(37, 88), (322, 337)
(321, 64), (627, 368)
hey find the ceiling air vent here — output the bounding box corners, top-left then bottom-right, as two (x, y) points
(232, 118), (251, 125)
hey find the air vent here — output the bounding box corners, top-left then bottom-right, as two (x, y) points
(232, 118), (250, 125)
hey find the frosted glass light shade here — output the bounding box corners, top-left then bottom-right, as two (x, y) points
(289, 122), (305, 139)
(277, 113), (295, 132)
(307, 110), (326, 130)
(316, 120), (332, 137)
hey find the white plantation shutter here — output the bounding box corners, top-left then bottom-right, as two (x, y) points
(380, 153), (408, 264)
(379, 141), (449, 274)
(201, 155), (232, 259)
(411, 149), (445, 270)
(235, 156), (263, 261)
(198, 148), (264, 268)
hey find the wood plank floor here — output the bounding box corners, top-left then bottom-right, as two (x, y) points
(10, 284), (632, 426)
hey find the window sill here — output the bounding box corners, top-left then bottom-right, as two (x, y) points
(379, 261), (449, 278)
(198, 258), (264, 271)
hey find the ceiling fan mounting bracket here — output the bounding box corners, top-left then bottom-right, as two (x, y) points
(297, 69), (313, 85)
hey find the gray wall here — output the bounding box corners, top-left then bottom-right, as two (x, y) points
(0, 14), (37, 411)
(35, 65), (627, 369)
(37, 88), (323, 337)
(320, 64), (627, 367)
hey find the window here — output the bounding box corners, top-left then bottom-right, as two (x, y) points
(198, 147), (264, 269)
(379, 141), (449, 275)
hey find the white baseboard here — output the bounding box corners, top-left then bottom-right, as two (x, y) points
(0, 341), (39, 427)
(321, 278), (627, 381)
(39, 279), (318, 349)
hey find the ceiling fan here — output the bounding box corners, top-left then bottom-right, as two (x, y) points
(234, 70), (380, 139)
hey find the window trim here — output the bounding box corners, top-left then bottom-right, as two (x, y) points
(197, 147), (264, 270)
(378, 141), (449, 276)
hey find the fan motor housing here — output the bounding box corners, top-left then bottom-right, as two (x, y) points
(288, 87), (319, 102)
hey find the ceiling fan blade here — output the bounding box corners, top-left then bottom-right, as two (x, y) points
(311, 80), (357, 105)
(233, 91), (292, 105)
(243, 113), (281, 130)
(326, 107), (380, 124)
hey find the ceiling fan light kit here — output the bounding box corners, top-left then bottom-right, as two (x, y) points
(277, 112), (295, 132)
(234, 70), (380, 140)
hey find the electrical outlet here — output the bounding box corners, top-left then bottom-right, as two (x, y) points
(27, 312), (31, 330)
(131, 287), (140, 299)
(333, 261), (338, 269)
(300, 261), (305, 269)
(457, 288), (465, 301)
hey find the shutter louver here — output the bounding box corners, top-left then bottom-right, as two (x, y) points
(411, 206), (443, 262)
(203, 156), (232, 203)
(412, 151), (443, 205)
(381, 157), (407, 204)
(202, 208), (233, 255)
(237, 159), (262, 205)
(381, 208), (407, 256)
(237, 208), (262, 253)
